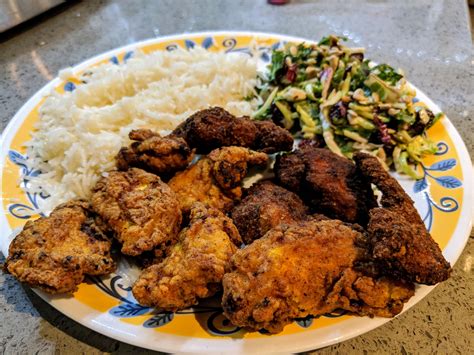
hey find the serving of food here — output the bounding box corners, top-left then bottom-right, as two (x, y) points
(0, 32), (472, 353)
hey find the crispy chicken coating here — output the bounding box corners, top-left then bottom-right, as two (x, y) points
(354, 152), (425, 226)
(354, 152), (451, 284)
(168, 157), (237, 215)
(172, 107), (293, 153)
(168, 146), (268, 214)
(207, 146), (268, 189)
(222, 218), (414, 333)
(132, 203), (242, 310)
(275, 144), (376, 224)
(365, 208), (451, 284)
(91, 168), (182, 256)
(253, 120), (295, 153)
(231, 180), (309, 244)
(4, 200), (115, 294)
(116, 129), (194, 178)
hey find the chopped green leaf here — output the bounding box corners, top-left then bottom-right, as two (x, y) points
(268, 50), (285, 82)
(371, 64), (403, 85)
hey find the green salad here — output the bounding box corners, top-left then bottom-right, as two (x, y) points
(252, 35), (443, 179)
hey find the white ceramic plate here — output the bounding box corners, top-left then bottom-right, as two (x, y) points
(0, 32), (472, 353)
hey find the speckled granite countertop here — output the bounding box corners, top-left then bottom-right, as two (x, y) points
(1, 0), (473, 353)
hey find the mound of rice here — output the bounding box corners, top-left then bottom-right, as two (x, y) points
(24, 47), (259, 212)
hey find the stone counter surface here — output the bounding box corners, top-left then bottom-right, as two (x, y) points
(1, 1), (473, 353)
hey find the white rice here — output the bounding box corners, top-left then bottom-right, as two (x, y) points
(24, 47), (259, 212)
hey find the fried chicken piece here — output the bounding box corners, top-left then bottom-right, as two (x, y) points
(132, 203), (242, 310)
(168, 157), (236, 215)
(275, 144), (376, 224)
(168, 147), (268, 214)
(354, 152), (451, 284)
(354, 152), (424, 225)
(172, 107), (293, 153)
(4, 201), (115, 294)
(116, 129), (194, 178)
(273, 149), (306, 192)
(207, 145), (268, 189)
(172, 107), (256, 152)
(91, 168), (182, 256)
(365, 208), (451, 284)
(252, 120), (295, 153)
(222, 218), (414, 333)
(231, 180), (309, 244)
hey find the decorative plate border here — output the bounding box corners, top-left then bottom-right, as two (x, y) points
(0, 31), (472, 354)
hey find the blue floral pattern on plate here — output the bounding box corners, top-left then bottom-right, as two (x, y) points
(7, 150), (48, 219)
(413, 142), (460, 231)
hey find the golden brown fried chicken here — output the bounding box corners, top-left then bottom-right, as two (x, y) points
(231, 180), (309, 244)
(168, 146), (268, 214)
(132, 203), (242, 310)
(4, 201), (115, 294)
(168, 157), (236, 215)
(275, 144), (376, 224)
(116, 129), (194, 178)
(222, 218), (414, 333)
(91, 168), (182, 256)
(172, 107), (293, 153)
(354, 152), (451, 284)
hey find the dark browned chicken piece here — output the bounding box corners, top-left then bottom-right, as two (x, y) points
(275, 144), (376, 224)
(132, 203), (242, 310)
(252, 120), (295, 153)
(91, 168), (182, 256)
(172, 107), (293, 153)
(116, 129), (194, 178)
(168, 146), (268, 214)
(4, 200), (115, 294)
(231, 180), (309, 244)
(222, 218), (414, 333)
(354, 152), (451, 285)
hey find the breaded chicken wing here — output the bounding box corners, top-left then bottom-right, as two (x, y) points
(231, 180), (309, 244)
(168, 147), (268, 214)
(132, 203), (242, 310)
(275, 144), (376, 224)
(354, 152), (451, 284)
(116, 129), (194, 178)
(172, 107), (293, 153)
(222, 218), (414, 333)
(4, 200), (115, 294)
(91, 168), (182, 256)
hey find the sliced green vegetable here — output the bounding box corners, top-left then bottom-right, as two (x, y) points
(347, 112), (376, 130)
(343, 129), (368, 143)
(295, 102), (321, 138)
(332, 67), (345, 86)
(278, 87), (307, 101)
(350, 60), (371, 91)
(398, 151), (423, 179)
(396, 111), (416, 124)
(252, 87), (278, 119)
(320, 108), (343, 156)
(275, 100), (294, 129)
(364, 74), (401, 102)
(340, 74), (351, 96)
(430, 112), (444, 129)
(321, 90), (342, 108)
(406, 136), (438, 162)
